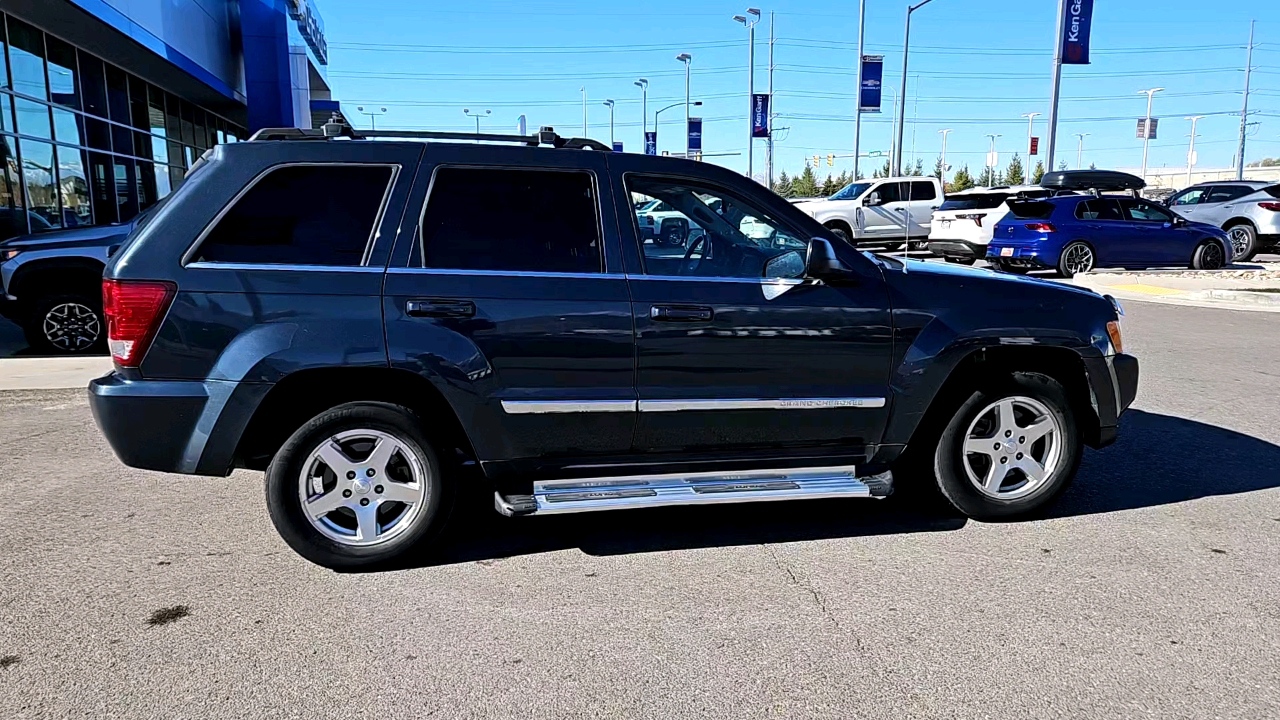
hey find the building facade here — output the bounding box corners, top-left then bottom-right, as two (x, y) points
(0, 0), (332, 241)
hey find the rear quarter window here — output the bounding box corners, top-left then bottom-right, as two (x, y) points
(190, 164), (395, 266)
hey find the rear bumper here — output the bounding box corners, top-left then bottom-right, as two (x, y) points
(927, 240), (984, 260)
(88, 373), (271, 476)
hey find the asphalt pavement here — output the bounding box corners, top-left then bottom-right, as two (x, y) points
(3, 301), (1280, 719)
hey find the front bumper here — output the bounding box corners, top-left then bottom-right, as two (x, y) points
(1082, 352), (1139, 448)
(89, 373), (271, 476)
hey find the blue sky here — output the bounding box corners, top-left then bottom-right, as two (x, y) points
(319, 0), (1280, 182)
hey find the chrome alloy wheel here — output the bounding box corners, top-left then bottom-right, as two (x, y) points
(1227, 227), (1251, 258)
(1062, 244), (1094, 275)
(298, 429), (429, 546)
(43, 302), (101, 352)
(961, 396), (1064, 500)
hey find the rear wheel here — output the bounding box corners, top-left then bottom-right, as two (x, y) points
(1057, 242), (1094, 278)
(1225, 223), (1256, 262)
(23, 293), (104, 355)
(1191, 240), (1226, 270)
(265, 402), (451, 570)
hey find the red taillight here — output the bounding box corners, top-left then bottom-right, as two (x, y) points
(102, 279), (176, 367)
(1024, 222), (1056, 233)
(957, 213), (986, 227)
(1258, 201), (1280, 212)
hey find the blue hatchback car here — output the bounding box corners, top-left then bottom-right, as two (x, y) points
(987, 194), (1233, 277)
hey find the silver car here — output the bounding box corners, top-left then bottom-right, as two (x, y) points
(1164, 180), (1280, 261)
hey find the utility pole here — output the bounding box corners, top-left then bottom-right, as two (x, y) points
(1236, 20), (1255, 180)
(852, 0), (866, 180)
(635, 78), (648, 150)
(734, 9), (761, 179)
(894, 0), (935, 176)
(603, 99), (615, 146)
(767, 10), (775, 189)
(1045, 0), (1066, 173)
(1184, 115), (1203, 187)
(910, 74), (919, 172)
(676, 53), (692, 157)
(1137, 87), (1163, 183)
(938, 128), (952, 187)
(580, 87), (587, 136)
(1075, 132), (1089, 170)
(1021, 112), (1040, 182)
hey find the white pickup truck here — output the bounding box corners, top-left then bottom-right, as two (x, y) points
(793, 176), (943, 249)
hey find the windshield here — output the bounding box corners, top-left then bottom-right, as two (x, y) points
(830, 182), (873, 201)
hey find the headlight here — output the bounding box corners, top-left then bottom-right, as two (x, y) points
(0, 248), (20, 262)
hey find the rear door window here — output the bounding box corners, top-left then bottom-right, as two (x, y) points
(419, 167), (602, 274)
(193, 164), (394, 265)
(908, 181), (937, 201)
(1075, 199), (1124, 221)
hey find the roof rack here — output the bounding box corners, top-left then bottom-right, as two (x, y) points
(248, 117), (612, 151)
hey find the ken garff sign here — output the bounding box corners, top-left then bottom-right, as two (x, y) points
(687, 117), (703, 151)
(287, 0), (328, 65)
(859, 55), (883, 113)
(751, 94), (770, 138)
(1059, 0), (1094, 65)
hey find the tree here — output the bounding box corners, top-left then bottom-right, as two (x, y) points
(948, 165), (975, 193)
(820, 174), (842, 196)
(1004, 154), (1025, 186)
(792, 164), (820, 198)
(773, 170), (794, 198)
(1031, 161), (1045, 184)
(933, 156), (946, 183)
(1058, 160), (1068, 171)
(906, 158), (924, 177)
(872, 159), (891, 178)
(977, 166), (1000, 187)
(1089, 162), (1097, 170)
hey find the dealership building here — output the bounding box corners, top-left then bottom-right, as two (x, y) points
(0, 0), (335, 240)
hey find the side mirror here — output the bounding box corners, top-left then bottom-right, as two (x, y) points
(805, 237), (850, 278)
(763, 250), (805, 279)
(865, 192), (882, 207)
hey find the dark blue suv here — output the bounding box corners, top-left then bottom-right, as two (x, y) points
(89, 124), (1138, 569)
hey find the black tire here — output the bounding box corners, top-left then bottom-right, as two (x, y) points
(1056, 241), (1094, 278)
(265, 402), (452, 570)
(824, 222), (852, 242)
(1225, 223), (1256, 262)
(22, 293), (105, 355)
(930, 373), (1082, 521)
(1191, 240), (1226, 270)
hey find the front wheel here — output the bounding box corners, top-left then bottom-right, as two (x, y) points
(23, 293), (104, 355)
(1057, 241), (1094, 278)
(1191, 240), (1226, 270)
(265, 402), (450, 570)
(825, 223), (851, 242)
(931, 373), (1082, 520)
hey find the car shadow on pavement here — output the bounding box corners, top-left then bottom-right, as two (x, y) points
(383, 409), (1280, 571)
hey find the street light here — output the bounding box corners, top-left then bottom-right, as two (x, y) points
(733, 8), (761, 180)
(580, 87), (587, 136)
(894, 0), (937, 175)
(634, 78), (648, 149)
(462, 108), (491, 135)
(655, 100), (701, 157)
(676, 53), (692, 156)
(603, 99), (616, 147)
(356, 105), (386, 130)
(938, 128), (952, 186)
(1137, 87), (1164, 182)
(1075, 132), (1090, 170)
(985, 133), (1001, 185)
(1184, 115), (1204, 186)
(1021, 112), (1040, 181)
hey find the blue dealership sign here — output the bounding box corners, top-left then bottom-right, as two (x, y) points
(687, 117), (703, 151)
(644, 131), (657, 155)
(1059, 0), (1094, 65)
(751, 94), (770, 138)
(613, 141), (624, 152)
(859, 55), (883, 113)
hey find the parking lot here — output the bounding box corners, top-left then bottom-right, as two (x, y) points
(2, 298), (1278, 719)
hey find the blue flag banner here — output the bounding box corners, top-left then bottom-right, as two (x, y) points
(687, 117), (703, 151)
(644, 131), (657, 155)
(1059, 0), (1094, 65)
(859, 55), (883, 113)
(612, 141), (624, 152)
(751, 94), (770, 138)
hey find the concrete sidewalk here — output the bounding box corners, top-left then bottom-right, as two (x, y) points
(1067, 265), (1280, 313)
(0, 356), (113, 391)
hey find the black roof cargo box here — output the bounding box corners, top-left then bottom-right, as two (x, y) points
(1039, 169), (1145, 192)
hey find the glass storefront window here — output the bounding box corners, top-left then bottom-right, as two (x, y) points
(19, 139), (61, 230)
(111, 122), (132, 156)
(167, 140), (183, 170)
(0, 94), (12, 133)
(147, 86), (165, 137)
(88, 152), (115, 225)
(128, 77), (149, 131)
(137, 160), (158, 211)
(168, 165), (183, 195)
(155, 164), (171, 199)
(105, 64), (129, 125)
(7, 18), (47, 101)
(14, 97), (52, 139)
(114, 156), (137, 221)
(151, 134), (168, 165)
(52, 105), (82, 145)
(134, 131), (152, 160)
(84, 116), (109, 152)
(46, 36), (78, 109)
(180, 101), (194, 146)
(0, 136), (22, 212)
(78, 51), (107, 118)
(56, 145), (91, 227)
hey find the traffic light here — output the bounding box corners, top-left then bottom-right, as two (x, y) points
(827, 154), (834, 167)
(812, 155), (819, 167)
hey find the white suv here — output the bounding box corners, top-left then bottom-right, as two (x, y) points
(1164, 181), (1280, 261)
(794, 176), (943, 249)
(927, 185), (1053, 264)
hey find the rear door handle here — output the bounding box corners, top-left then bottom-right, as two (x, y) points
(406, 298), (475, 318)
(651, 305), (713, 322)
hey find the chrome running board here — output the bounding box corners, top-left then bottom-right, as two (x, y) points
(494, 466), (893, 517)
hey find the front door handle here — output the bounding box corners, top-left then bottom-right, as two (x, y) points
(406, 298), (475, 318)
(651, 305), (713, 322)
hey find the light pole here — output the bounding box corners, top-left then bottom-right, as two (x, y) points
(1021, 111), (1040, 183)
(985, 133), (1001, 185)
(655, 101), (701, 156)
(603, 99), (615, 147)
(1075, 132), (1089, 170)
(462, 108), (490, 135)
(676, 53), (692, 157)
(356, 105), (386, 130)
(733, 8), (761, 180)
(1185, 115), (1204, 186)
(1137, 87), (1163, 182)
(894, 0), (936, 175)
(938, 128), (952, 186)
(580, 87), (587, 136)
(634, 78), (648, 149)
(852, 0), (867, 180)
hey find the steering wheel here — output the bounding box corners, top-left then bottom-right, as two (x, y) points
(680, 233), (709, 274)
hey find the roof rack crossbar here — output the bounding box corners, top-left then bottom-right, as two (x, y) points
(356, 129), (540, 145)
(249, 120), (612, 152)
